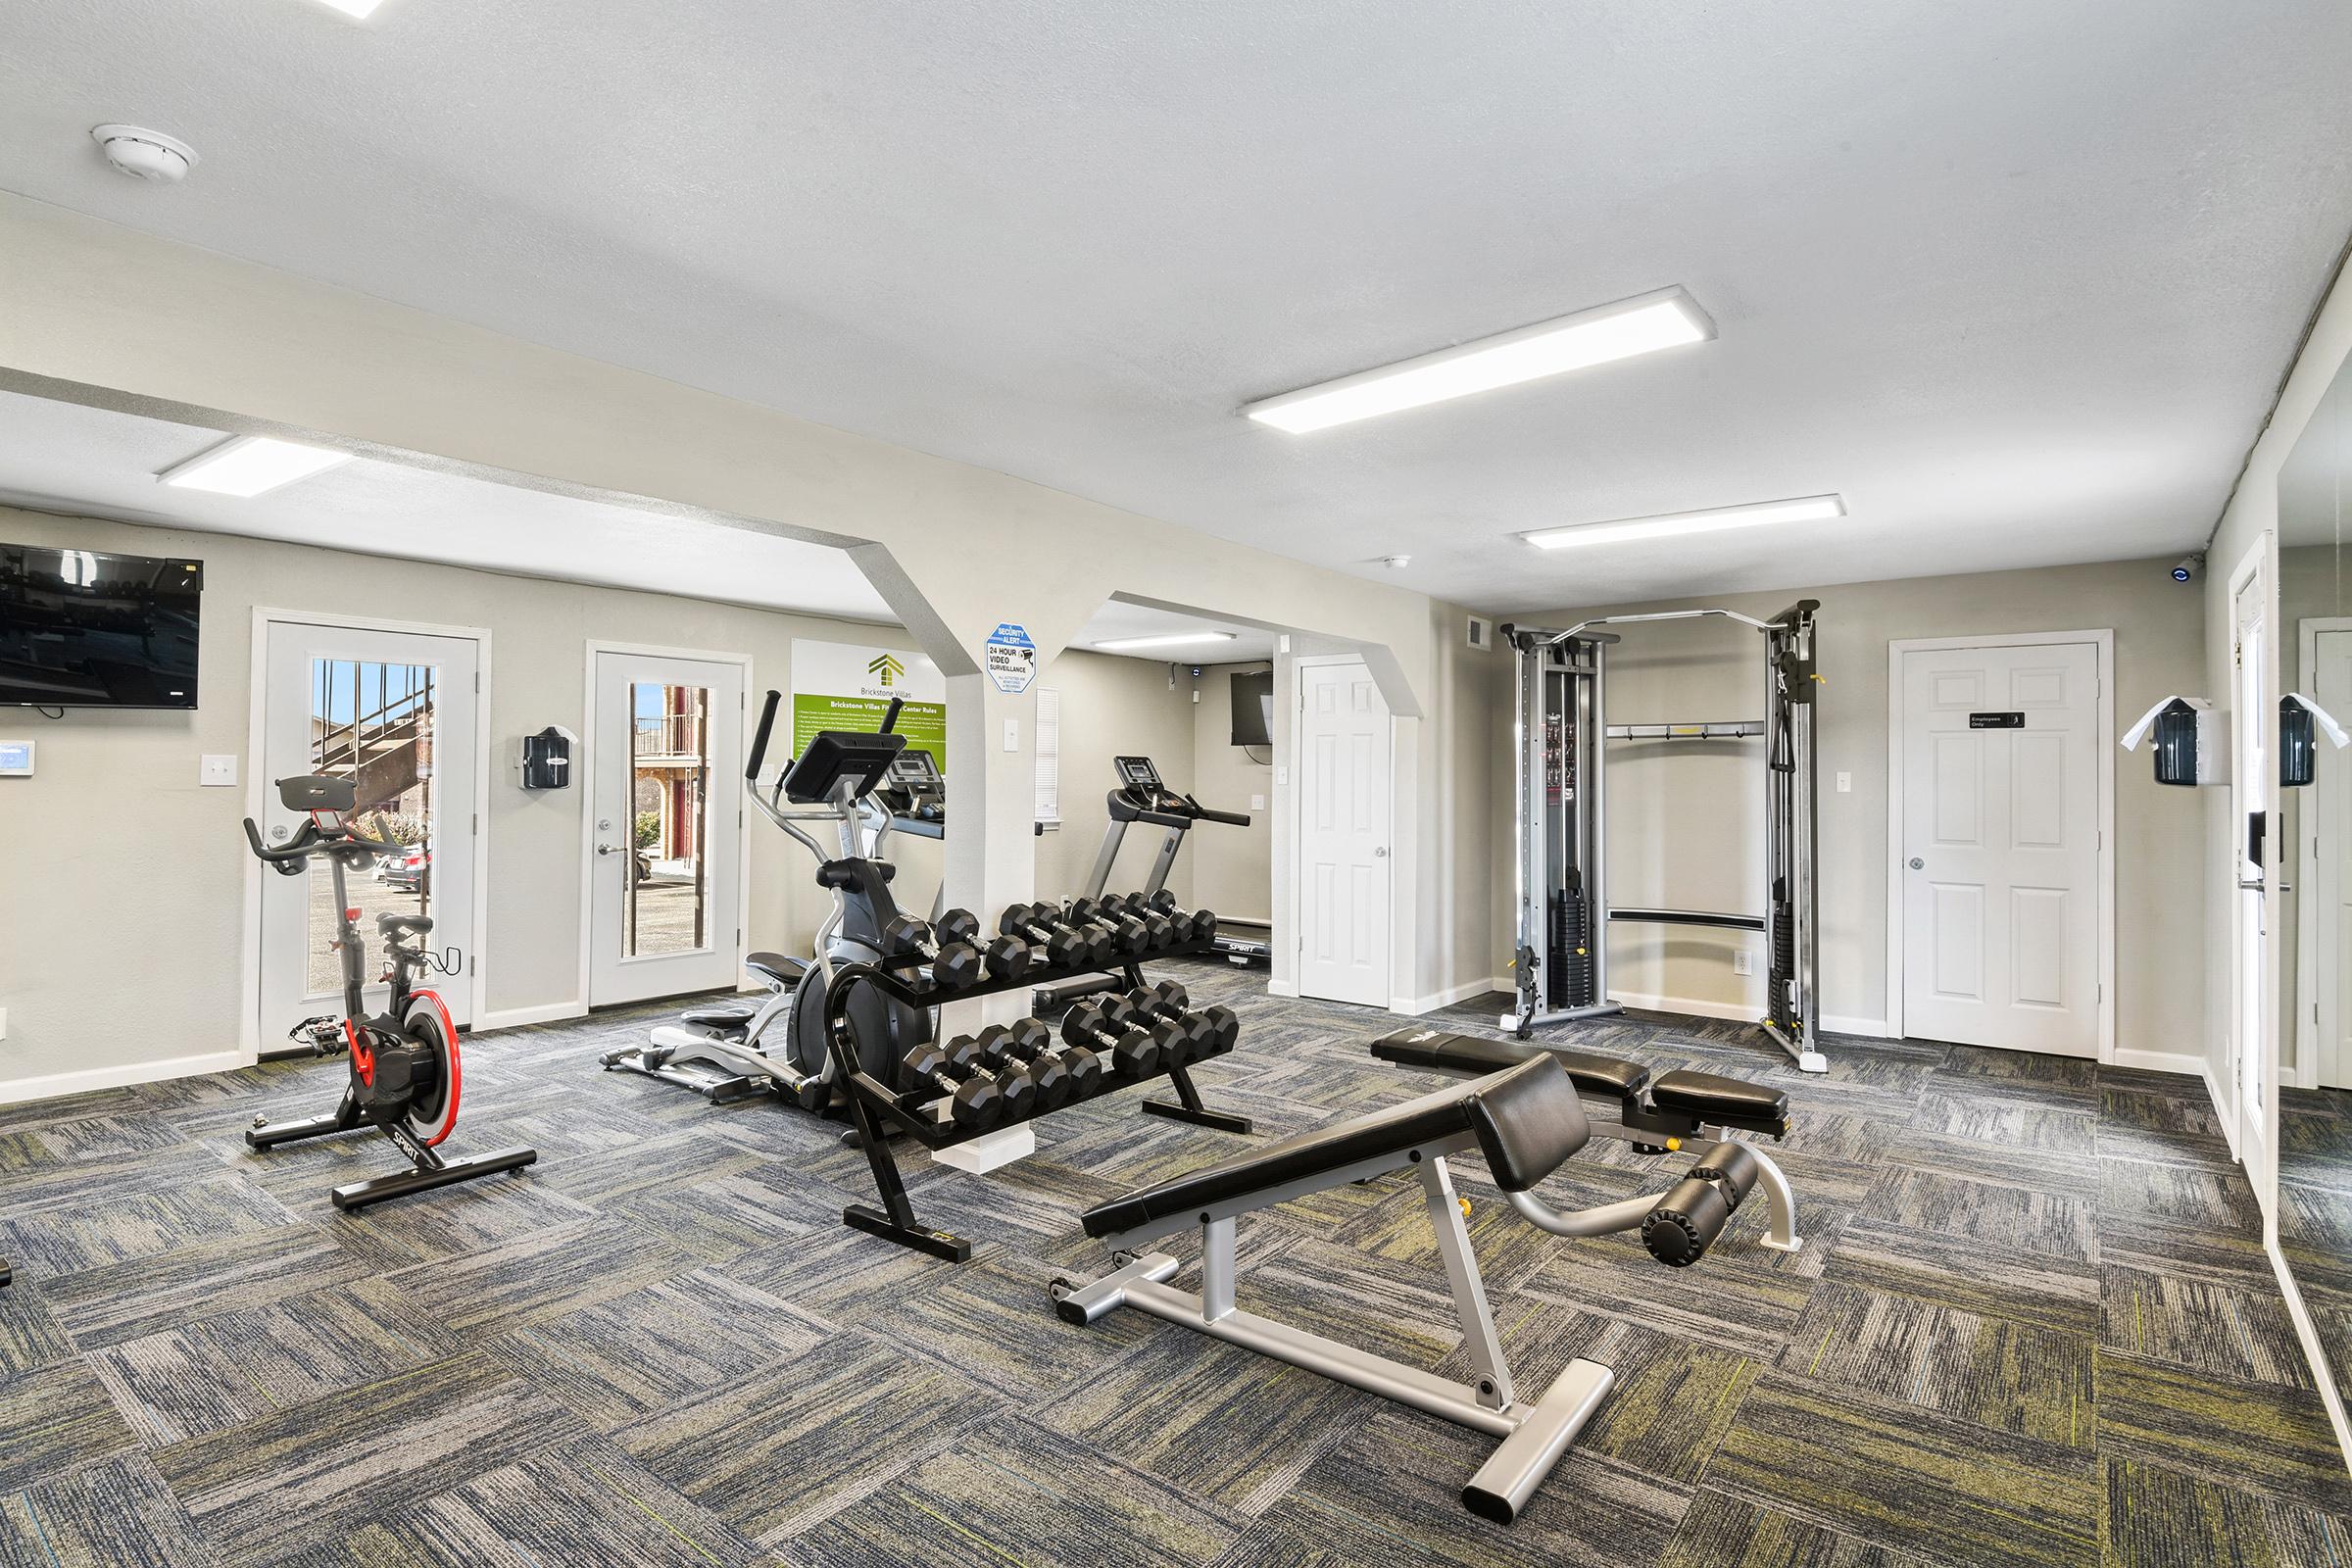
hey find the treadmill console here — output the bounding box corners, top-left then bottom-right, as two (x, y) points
(1114, 755), (1164, 792)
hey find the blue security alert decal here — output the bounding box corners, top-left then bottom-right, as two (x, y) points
(983, 622), (1038, 694)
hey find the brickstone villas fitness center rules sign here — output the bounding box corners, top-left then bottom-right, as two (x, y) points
(790, 639), (948, 772)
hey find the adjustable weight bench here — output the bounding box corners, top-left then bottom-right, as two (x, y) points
(1373, 1027), (1804, 1253)
(1053, 1056), (1782, 1524)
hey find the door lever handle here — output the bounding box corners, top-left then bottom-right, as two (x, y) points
(597, 843), (625, 856)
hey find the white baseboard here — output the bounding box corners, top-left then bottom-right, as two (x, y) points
(2109, 1046), (2208, 1079)
(1266, 979), (1299, 999)
(1389, 976), (1506, 1015)
(0, 1049), (252, 1107)
(1822, 1014), (1891, 1040)
(473, 1001), (589, 1032)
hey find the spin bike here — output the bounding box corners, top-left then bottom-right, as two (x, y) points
(243, 775), (538, 1209)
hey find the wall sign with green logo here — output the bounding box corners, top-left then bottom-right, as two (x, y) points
(789, 638), (948, 773)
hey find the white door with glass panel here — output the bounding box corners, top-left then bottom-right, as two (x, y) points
(589, 651), (746, 1005)
(1297, 660), (1392, 1007)
(259, 620), (479, 1044)
(1898, 641), (2100, 1055)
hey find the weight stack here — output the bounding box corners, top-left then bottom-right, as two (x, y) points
(1549, 890), (1595, 1008)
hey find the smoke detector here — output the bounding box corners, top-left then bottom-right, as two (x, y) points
(91, 125), (198, 183)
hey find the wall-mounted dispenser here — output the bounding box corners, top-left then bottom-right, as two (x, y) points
(517, 725), (576, 790)
(2280, 692), (2351, 788)
(2120, 696), (2228, 786)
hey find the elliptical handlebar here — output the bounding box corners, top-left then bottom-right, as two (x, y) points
(748, 689), (782, 782)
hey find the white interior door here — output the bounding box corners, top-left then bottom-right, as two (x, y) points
(259, 619), (479, 1043)
(2311, 626), (2352, 1087)
(2233, 571), (2272, 1172)
(1296, 660), (1391, 1007)
(1899, 641), (2100, 1055)
(588, 650), (746, 1005)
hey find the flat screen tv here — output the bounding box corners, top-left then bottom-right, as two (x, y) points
(1231, 669), (1274, 747)
(0, 544), (204, 709)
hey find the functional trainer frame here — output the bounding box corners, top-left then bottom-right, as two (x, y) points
(1501, 601), (1825, 1072)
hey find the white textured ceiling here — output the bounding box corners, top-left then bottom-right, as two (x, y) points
(5, 2), (2351, 612)
(0, 390), (894, 621)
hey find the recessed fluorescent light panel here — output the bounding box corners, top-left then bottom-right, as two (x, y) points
(1522, 494), (1846, 551)
(314, 0), (387, 17)
(1244, 286), (1713, 434)
(1095, 632), (1240, 653)
(160, 436), (354, 498)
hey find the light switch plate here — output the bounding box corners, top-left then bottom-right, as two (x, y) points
(1276, 765), (1289, 785)
(1002, 718), (1019, 753)
(1836, 771), (1852, 793)
(201, 754), (239, 787)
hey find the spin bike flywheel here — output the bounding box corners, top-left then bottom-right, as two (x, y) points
(395, 992), (463, 1148)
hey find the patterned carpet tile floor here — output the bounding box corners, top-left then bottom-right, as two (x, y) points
(1, 958), (2347, 1565)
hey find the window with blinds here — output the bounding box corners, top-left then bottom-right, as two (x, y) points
(1034, 686), (1061, 827)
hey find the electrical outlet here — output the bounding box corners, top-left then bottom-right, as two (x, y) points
(201, 754), (238, 787)
(1732, 952), (1754, 976)
(1250, 794), (1266, 810)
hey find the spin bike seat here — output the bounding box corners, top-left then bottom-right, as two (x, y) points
(377, 913), (434, 939)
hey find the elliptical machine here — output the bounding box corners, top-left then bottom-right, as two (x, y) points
(603, 691), (931, 1107)
(243, 776), (539, 1209)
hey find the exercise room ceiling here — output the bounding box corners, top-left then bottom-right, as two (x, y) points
(0, 390), (896, 623)
(6, 3), (2351, 612)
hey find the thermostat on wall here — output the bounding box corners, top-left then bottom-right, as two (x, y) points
(0, 741), (32, 777)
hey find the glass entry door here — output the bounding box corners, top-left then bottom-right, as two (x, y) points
(258, 619), (480, 1044)
(588, 650), (746, 1004)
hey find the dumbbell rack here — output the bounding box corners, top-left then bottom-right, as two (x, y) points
(818, 938), (1255, 1261)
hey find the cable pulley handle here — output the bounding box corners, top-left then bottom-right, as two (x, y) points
(748, 690), (782, 781)
(878, 695), (905, 735)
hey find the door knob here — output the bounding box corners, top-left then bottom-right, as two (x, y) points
(1908, 857), (1924, 870)
(1374, 847), (1389, 858)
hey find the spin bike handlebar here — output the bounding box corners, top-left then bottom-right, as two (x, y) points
(241, 813), (406, 874)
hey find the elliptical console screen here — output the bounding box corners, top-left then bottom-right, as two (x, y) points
(1114, 756), (1162, 791)
(888, 751), (941, 787)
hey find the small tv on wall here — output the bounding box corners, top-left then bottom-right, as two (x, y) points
(1231, 669), (1274, 747)
(0, 544), (204, 709)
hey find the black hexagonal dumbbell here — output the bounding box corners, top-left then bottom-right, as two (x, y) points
(1069, 896), (1151, 957)
(937, 908), (1035, 981)
(1099, 891), (1171, 950)
(944, 1032), (1039, 1121)
(1000, 903), (1088, 972)
(971, 1021), (1070, 1111)
(1137, 890), (1219, 946)
(1115, 988), (1215, 1065)
(898, 1041), (1004, 1129)
(877, 916), (984, 993)
(1061, 1000), (1175, 1080)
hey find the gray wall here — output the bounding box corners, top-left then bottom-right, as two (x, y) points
(1494, 558), (2207, 1049)
(0, 505), (929, 1091)
(1190, 662), (1275, 926)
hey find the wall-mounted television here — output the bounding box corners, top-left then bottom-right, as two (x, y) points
(1231, 669), (1274, 747)
(0, 544), (204, 709)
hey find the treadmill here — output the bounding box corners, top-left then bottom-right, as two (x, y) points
(1033, 755), (1265, 1010)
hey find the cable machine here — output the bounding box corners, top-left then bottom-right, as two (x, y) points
(1501, 601), (1825, 1073)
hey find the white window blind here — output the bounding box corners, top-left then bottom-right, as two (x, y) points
(1034, 686), (1061, 827)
